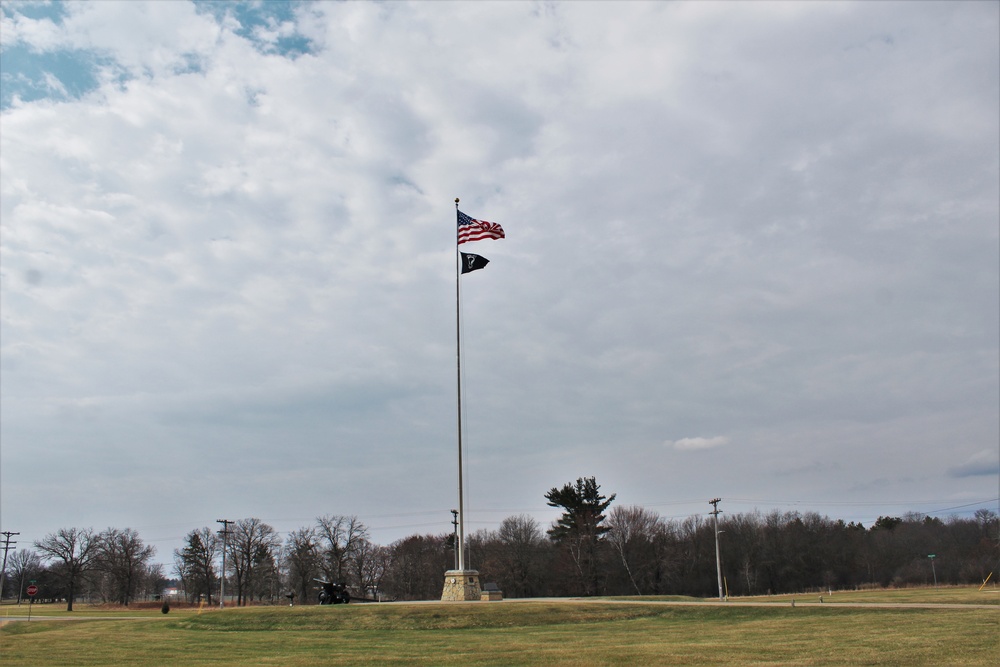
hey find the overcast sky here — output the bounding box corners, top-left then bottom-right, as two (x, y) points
(2, 0), (998, 567)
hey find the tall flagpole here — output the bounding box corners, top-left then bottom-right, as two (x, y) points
(442, 198), (484, 601)
(454, 197), (466, 572)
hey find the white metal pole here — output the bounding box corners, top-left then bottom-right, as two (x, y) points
(455, 198), (466, 572)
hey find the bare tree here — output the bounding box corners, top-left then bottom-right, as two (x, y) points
(647, 517), (684, 594)
(676, 514), (715, 595)
(494, 514), (549, 598)
(606, 505), (661, 595)
(94, 527), (156, 606)
(34, 528), (99, 611)
(250, 543), (281, 604)
(140, 562), (166, 602)
(227, 518), (281, 606)
(283, 527), (320, 604)
(720, 511), (764, 596)
(351, 537), (389, 600)
(8, 549), (43, 604)
(316, 515), (369, 588)
(173, 528), (218, 605)
(383, 534), (450, 600)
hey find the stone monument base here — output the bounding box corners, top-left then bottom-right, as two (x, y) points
(441, 570), (482, 601)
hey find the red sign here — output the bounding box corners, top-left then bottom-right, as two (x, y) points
(26, 585), (38, 597)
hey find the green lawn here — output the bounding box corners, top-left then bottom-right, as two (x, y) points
(733, 584), (999, 606)
(2, 589), (997, 666)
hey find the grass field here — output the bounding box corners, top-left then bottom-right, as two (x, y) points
(2, 587), (997, 666)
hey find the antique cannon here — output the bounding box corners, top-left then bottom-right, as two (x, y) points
(314, 578), (351, 605)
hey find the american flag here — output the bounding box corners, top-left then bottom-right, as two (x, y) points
(457, 210), (505, 245)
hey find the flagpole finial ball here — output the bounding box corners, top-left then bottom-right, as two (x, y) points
(455, 198), (460, 203)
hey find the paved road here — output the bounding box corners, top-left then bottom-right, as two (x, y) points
(3, 597), (995, 623)
(1, 614), (160, 624)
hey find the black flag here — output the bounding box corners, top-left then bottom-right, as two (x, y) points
(460, 252), (490, 274)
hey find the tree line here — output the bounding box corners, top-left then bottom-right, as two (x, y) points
(5, 478), (997, 608)
(5, 527), (161, 610)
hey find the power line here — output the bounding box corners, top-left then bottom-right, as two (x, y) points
(709, 499), (723, 602)
(216, 519), (233, 609)
(1, 531), (19, 600)
(721, 497), (998, 508)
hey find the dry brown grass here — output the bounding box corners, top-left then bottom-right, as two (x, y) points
(2, 590), (997, 666)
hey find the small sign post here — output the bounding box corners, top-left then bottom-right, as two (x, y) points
(26, 582), (38, 621)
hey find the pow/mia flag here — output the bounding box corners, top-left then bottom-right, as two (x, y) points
(460, 252), (490, 274)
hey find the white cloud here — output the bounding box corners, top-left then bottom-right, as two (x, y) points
(668, 436), (732, 451)
(948, 450), (1000, 479)
(0, 8), (65, 50)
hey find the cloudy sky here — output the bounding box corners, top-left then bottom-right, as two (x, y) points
(2, 0), (997, 566)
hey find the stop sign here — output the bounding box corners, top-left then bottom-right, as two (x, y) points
(26, 585), (38, 597)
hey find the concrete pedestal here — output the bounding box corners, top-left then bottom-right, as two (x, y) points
(441, 570), (482, 601)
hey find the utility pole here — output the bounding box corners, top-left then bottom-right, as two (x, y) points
(0, 531), (18, 601)
(451, 510), (459, 570)
(709, 499), (724, 601)
(928, 554), (937, 587)
(216, 519), (233, 609)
